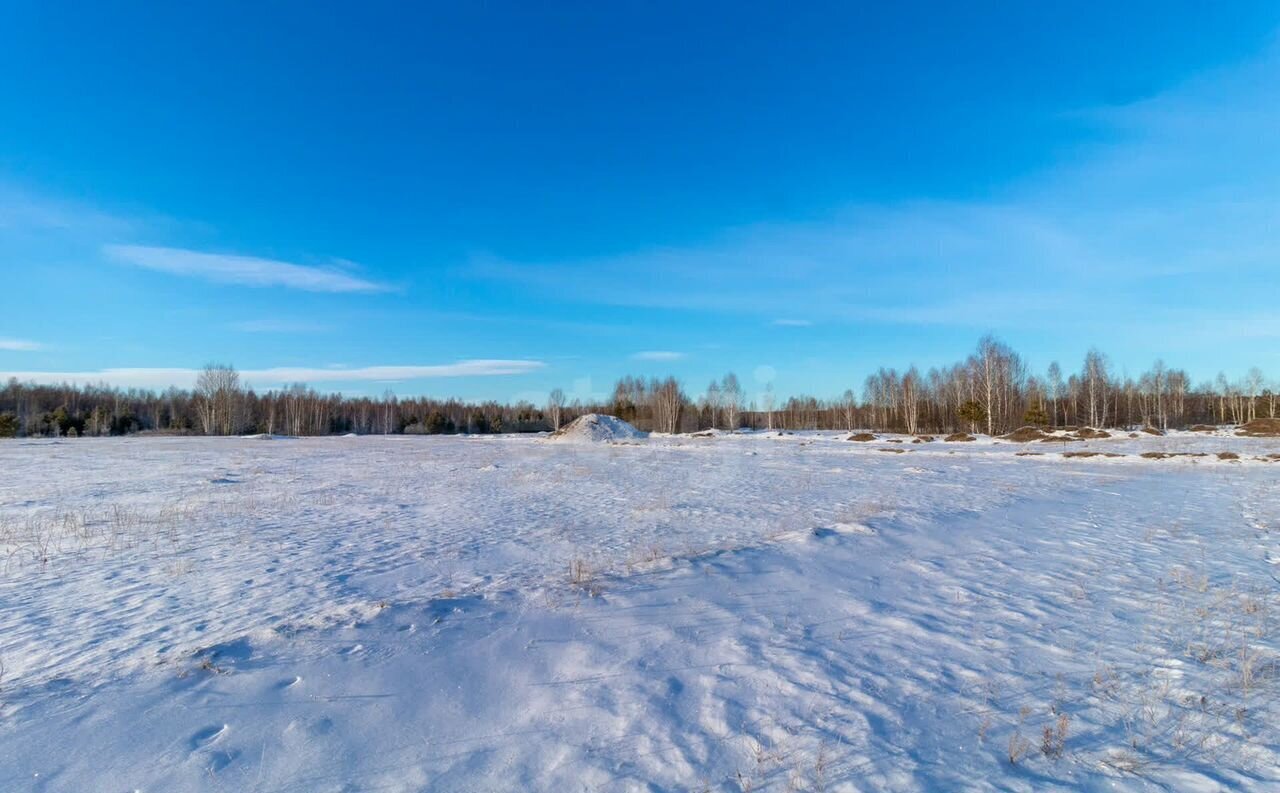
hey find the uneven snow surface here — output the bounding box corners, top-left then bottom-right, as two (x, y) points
(1, 431), (1279, 791)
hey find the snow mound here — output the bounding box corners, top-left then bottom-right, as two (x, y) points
(548, 414), (647, 443)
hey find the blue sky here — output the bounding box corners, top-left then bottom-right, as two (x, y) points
(2, 2), (1278, 404)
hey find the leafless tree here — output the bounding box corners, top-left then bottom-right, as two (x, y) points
(901, 366), (922, 435)
(703, 380), (722, 429)
(1046, 362), (1063, 428)
(720, 373), (742, 430)
(838, 389), (857, 431)
(547, 388), (565, 430)
(380, 390), (397, 434)
(194, 364), (243, 435)
(1245, 367), (1264, 422)
(650, 377), (684, 434)
(1083, 348), (1110, 428)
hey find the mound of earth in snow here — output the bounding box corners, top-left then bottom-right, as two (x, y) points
(1072, 427), (1112, 440)
(547, 414), (647, 443)
(1002, 426), (1051, 442)
(1237, 418), (1280, 437)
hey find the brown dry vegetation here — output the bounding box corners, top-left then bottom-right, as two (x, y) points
(1002, 426), (1052, 442)
(847, 433), (877, 442)
(1072, 427), (1112, 440)
(1236, 418), (1280, 437)
(945, 433), (976, 442)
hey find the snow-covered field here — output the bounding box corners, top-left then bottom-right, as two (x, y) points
(1, 430), (1278, 791)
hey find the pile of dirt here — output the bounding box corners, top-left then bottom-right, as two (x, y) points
(547, 414), (647, 443)
(1140, 426), (1164, 436)
(914, 435), (934, 443)
(1236, 418), (1280, 437)
(1072, 427), (1112, 440)
(1002, 426), (1051, 442)
(944, 433), (976, 442)
(847, 433), (877, 442)
(1217, 451), (1240, 460)
(1190, 424), (1217, 433)
(878, 447), (906, 454)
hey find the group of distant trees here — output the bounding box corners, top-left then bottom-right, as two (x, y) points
(0, 337), (1275, 439)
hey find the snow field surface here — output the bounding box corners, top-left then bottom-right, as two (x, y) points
(0, 431), (1278, 791)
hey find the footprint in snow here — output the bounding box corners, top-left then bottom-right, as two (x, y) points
(814, 522), (877, 537)
(205, 749), (240, 774)
(190, 724), (228, 750)
(308, 717), (336, 736)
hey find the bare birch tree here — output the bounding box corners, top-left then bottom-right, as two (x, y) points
(547, 388), (565, 430)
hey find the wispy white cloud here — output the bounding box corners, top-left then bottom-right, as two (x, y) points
(771, 319), (813, 327)
(230, 319), (331, 333)
(630, 350), (686, 362)
(467, 42), (1280, 344)
(0, 183), (136, 236)
(0, 360), (546, 390)
(0, 338), (43, 351)
(104, 244), (389, 293)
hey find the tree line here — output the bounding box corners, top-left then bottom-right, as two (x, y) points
(0, 336), (1274, 438)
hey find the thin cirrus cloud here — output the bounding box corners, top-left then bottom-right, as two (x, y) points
(103, 244), (390, 293)
(0, 360), (546, 390)
(0, 338), (43, 351)
(630, 351), (686, 362)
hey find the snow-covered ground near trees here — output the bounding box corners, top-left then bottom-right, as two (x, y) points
(1, 430), (1279, 792)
